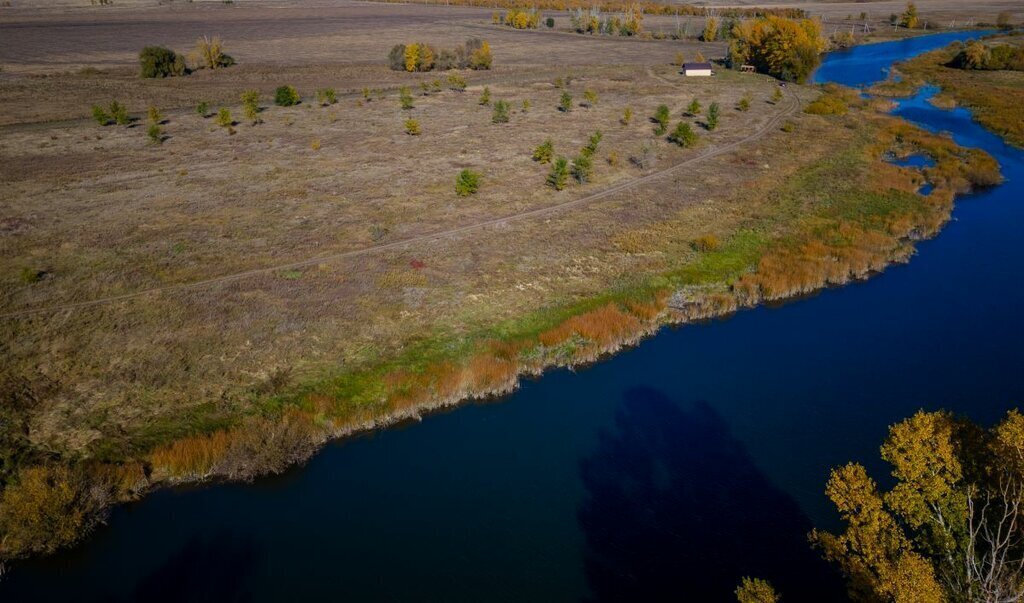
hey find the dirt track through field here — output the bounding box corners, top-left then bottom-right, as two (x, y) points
(0, 87), (800, 320)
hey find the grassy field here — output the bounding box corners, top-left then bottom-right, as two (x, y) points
(0, 0), (1007, 563)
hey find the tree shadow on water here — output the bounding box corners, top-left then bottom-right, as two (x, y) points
(119, 530), (262, 603)
(577, 387), (845, 602)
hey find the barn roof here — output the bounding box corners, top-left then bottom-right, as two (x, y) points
(683, 62), (713, 70)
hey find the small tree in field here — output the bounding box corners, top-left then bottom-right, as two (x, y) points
(92, 105), (111, 126)
(109, 100), (130, 126)
(404, 118), (421, 135)
(492, 99), (510, 123)
(216, 107), (233, 128)
(687, 98), (702, 116)
(455, 169), (480, 196)
(706, 102), (720, 130)
(147, 106), (161, 125)
(147, 123), (163, 144)
(275, 85), (300, 107)
(571, 153), (592, 183)
(738, 94), (751, 112)
(139, 46), (186, 78)
(196, 101), (210, 118)
(241, 90), (260, 124)
(668, 121), (698, 147)
(400, 87), (414, 110)
(771, 87), (783, 104)
(447, 74), (467, 91)
(316, 88), (337, 106)
(559, 91), (572, 112)
(479, 86), (491, 106)
(547, 156), (569, 190)
(653, 104), (670, 135)
(192, 35), (233, 70)
(583, 89), (598, 108)
(533, 139), (554, 163)
(621, 106), (633, 125)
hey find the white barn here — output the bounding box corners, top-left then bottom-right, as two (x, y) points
(682, 62), (713, 77)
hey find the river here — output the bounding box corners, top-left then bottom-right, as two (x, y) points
(3, 30), (1021, 602)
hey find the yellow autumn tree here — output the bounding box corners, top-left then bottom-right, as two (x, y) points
(813, 409), (1024, 603)
(703, 17), (719, 41)
(404, 42), (420, 72)
(621, 3), (643, 35)
(729, 15), (825, 82)
(735, 577), (779, 603)
(900, 2), (919, 29)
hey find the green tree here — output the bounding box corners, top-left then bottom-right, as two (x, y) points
(400, 86), (414, 110)
(653, 104), (670, 135)
(455, 169), (480, 196)
(533, 139), (554, 163)
(109, 101), (129, 126)
(478, 86), (491, 106)
(316, 88), (337, 106)
(241, 90), (260, 124)
(195, 101), (210, 118)
(274, 85), (300, 107)
(147, 123), (163, 144)
(216, 107), (233, 128)
(706, 102), (720, 130)
(139, 46), (185, 78)
(668, 121), (697, 147)
(687, 98), (702, 116)
(559, 91), (573, 113)
(547, 156), (568, 190)
(91, 105), (111, 126)
(570, 153), (592, 183)
(492, 99), (510, 123)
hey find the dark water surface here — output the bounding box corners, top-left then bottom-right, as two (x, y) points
(5, 32), (1022, 602)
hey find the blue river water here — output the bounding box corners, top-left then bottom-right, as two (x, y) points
(3, 31), (1021, 602)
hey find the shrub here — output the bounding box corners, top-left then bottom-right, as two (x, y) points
(195, 101), (210, 117)
(447, 73), (467, 91)
(582, 129), (602, 156)
(533, 139), (554, 163)
(706, 102), (720, 130)
(583, 89), (598, 107)
(109, 100), (129, 125)
(240, 89), (260, 123)
(772, 87), (784, 104)
(0, 465), (89, 558)
(310, 139), (321, 151)
(687, 98), (702, 116)
(607, 150), (618, 166)
(316, 88), (337, 106)
(805, 94), (848, 115)
(388, 44), (407, 71)
(91, 105), (111, 126)
(668, 121), (697, 146)
(216, 107), (233, 127)
(192, 35), (234, 70)
(468, 39), (492, 70)
(522, 99), (531, 112)
(492, 99), (510, 123)
(559, 91), (573, 112)
(692, 234), (720, 251)
(147, 105), (161, 124)
(455, 169), (481, 196)
(274, 85), (300, 107)
(399, 86), (414, 110)
(547, 156), (569, 190)
(738, 95), (751, 111)
(19, 267), (44, 284)
(781, 120), (795, 133)
(405, 118), (421, 135)
(139, 46), (186, 78)
(546, 17), (555, 28)
(630, 142), (657, 169)
(675, 51), (685, 66)
(479, 86), (491, 106)
(571, 153), (593, 183)
(653, 104), (670, 135)
(147, 123), (163, 144)
(621, 106), (633, 125)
